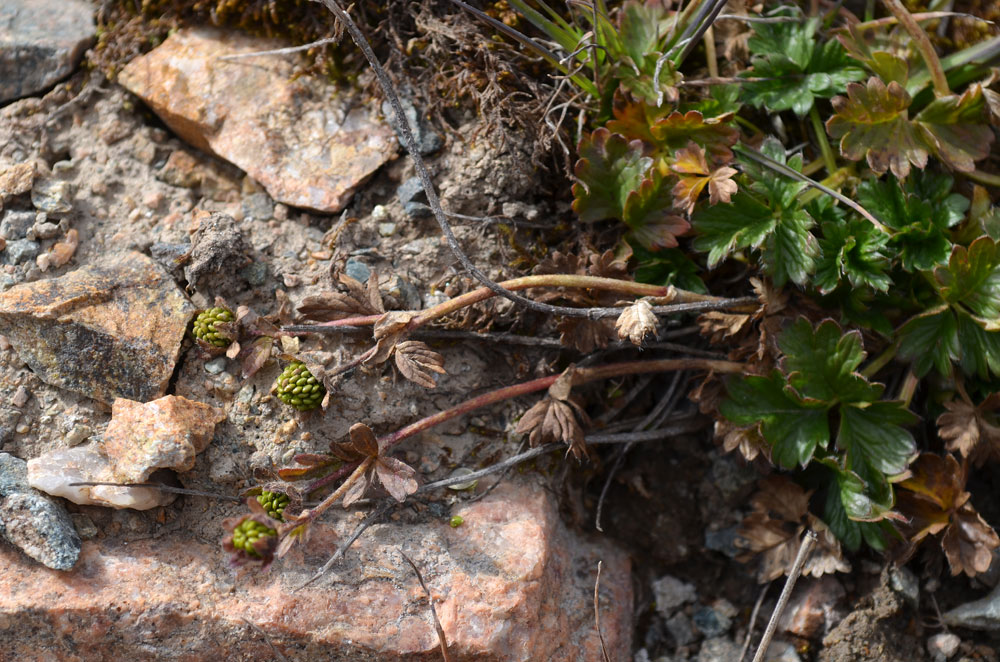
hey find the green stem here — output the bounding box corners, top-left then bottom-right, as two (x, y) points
(809, 105), (837, 175)
(962, 170), (1000, 188)
(882, 0), (950, 97)
(861, 344), (898, 378)
(897, 369), (920, 407)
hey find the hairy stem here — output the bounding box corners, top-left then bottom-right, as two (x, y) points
(809, 105), (837, 175)
(882, 0), (950, 97)
(297, 457), (371, 527)
(379, 358), (744, 451)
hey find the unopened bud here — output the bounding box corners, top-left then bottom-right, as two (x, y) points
(615, 300), (657, 346)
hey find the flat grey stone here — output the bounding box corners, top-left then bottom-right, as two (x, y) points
(0, 211), (35, 240)
(0, 453), (81, 570)
(0, 0), (95, 103)
(4, 239), (40, 264)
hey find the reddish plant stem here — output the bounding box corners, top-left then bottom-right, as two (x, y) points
(304, 460), (358, 496)
(297, 275), (730, 332)
(378, 357), (744, 451)
(298, 457), (372, 528)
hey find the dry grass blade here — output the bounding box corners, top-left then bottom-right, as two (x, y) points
(750, 531), (817, 662)
(594, 561), (611, 662)
(400, 550), (452, 662)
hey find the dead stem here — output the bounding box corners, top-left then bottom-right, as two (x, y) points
(882, 0), (950, 97)
(295, 457), (372, 528)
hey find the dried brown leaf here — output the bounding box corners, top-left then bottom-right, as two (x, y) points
(715, 418), (769, 462)
(588, 249), (630, 280)
(737, 476), (849, 583)
(516, 386), (591, 459)
(937, 393), (1000, 462)
(698, 311), (752, 345)
(897, 453), (1000, 577)
(241, 336), (273, 379)
(296, 273), (384, 322)
(274, 289), (295, 326)
(369, 311), (417, 364)
(556, 317), (617, 353)
(374, 455), (419, 502)
(394, 340), (446, 388)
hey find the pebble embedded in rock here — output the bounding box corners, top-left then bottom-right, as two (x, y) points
(889, 566), (920, 609)
(766, 641), (803, 662)
(4, 239), (40, 265)
(779, 576), (846, 639)
(0, 452), (81, 570)
(666, 612), (696, 646)
(204, 357), (227, 375)
(118, 27), (397, 213)
(927, 633), (961, 661)
(653, 575), (697, 617)
(381, 92), (442, 155)
(0, 211), (35, 240)
(241, 192), (274, 221)
(344, 257), (371, 284)
(0, 163), (37, 201)
(0, 0), (95, 103)
(697, 636), (740, 662)
(0, 251), (195, 404)
(30, 179), (73, 215)
(694, 601), (735, 638)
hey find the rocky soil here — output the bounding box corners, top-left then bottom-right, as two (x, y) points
(2, 1), (1000, 661)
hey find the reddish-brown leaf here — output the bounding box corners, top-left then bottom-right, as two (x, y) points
(394, 340), (446, 388)
(943, 505), (1000, 576)
(297, 273), (384, 321)
(937, 393), (1000, 462)
(375, 455), (419, 502)
(556, 317), (617, 353)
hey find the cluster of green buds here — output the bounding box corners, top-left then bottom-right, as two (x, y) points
(275, 361), (325, 411)
(230, 519), (276, 557)
(256, 490), (290, 521)
(192, 307), (235, 347)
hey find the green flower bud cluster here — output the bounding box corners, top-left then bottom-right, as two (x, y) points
(192, 307), (235, 347)
(256, 490), (290, 520)
(275, 361), (325, 411)
(231, 519), (276, 557)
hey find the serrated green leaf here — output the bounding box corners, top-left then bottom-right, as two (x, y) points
(934, 237), (1000, 322)
(622, 169), (690, 250)
(897, 306), (959, 377)
(648, 110), (740, 163)
(956, 311), (1000, 379)
(838, 402), (917, 477)
(763, 207), (818, 287)
(819, 464), (891, 550)
(720, 374), (830, 469)
(572, 128), (651, 222)
(742, 137), (807, 209)
(815, 218), (891, 294)
(740, 17), (864, 117)
(826, 77), (928, 179)
(691, 191), (776, 267)
(914, 83), (994, 173)
(857, 173), (963, 271)
(778, 318), (882, 404)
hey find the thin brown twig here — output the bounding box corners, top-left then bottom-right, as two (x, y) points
(738, 584), (770, 662)
(241, 619), (290, 662)
(400, 550), (453, 662)
(750, 531), (817, 662)
(218, 36), (341, 61)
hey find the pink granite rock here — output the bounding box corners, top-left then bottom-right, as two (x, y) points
(0, 482), (632, 660)
(117, 27), (398, 213)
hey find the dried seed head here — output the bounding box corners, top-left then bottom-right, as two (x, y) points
(615, 300), (657, 346)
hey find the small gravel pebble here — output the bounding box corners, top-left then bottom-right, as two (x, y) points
(927, 633), (961, 661)
(204, 357), (227, 375)
(652, 575), (697, 617)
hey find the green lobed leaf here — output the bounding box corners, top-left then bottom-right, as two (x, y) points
(817, 462), (892, 551)
(762, 207), (819, 288)
(629, 241), (707, 293)
(933, 237), (1000, 323)
(648, 110), (740, 163)
(857, 173), (965, 271)
(838, 402), (917, 478)
(740, 17), (864, 117)
(741, 137), (807, 210)
(622, 170), (691, 250)
(572, 128), (651, 222)
(815, 218), (891, 294)
(691, 191), (776, 268)
(897, 306), (959, 377)
(778, 318), (882, 404)
(914, 84), (995, 173)
(956, 311), (1000, 379)
(826, 77), (928, 179)
(720, 373), (830, 469)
